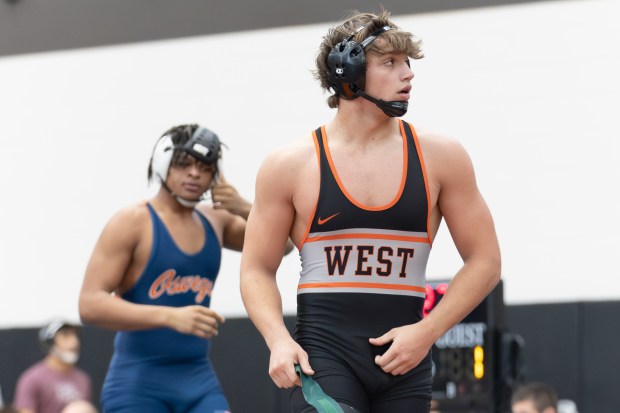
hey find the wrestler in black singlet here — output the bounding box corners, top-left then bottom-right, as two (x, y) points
(292, 120), (433, 413)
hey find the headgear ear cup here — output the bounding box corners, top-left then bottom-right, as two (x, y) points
(183, 127), (221, 165)
(327, 39), (367, 99)
(326, 26), (391, 99)
(150, 134), (175, 185)
(326, 26), (408, 118)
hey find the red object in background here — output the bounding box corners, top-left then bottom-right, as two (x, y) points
(423, 282), (449, 317)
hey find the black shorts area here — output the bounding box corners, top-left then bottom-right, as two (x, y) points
(289, 349), (432, 413)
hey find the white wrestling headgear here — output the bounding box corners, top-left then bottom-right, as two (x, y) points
(149, 126), (223, 207)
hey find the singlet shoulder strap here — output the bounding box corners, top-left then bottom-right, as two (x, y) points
(194, 208), (221, 249)
(145, 202), (162, 252)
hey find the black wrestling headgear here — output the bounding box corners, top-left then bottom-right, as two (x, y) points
(327, 25), (408, 117)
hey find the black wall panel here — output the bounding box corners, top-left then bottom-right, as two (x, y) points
(209, 317), (296, 413)
(580, 301), (620, 413)
(0, 328), (43, 406)
(505, 303), (582, 405)
(0, 0), (564, 58)
(1, 302), (618, 412)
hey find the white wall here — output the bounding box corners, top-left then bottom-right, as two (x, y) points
(0, 0), (618, 328)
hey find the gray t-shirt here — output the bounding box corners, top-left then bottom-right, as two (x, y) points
(13, 361), (91, 413)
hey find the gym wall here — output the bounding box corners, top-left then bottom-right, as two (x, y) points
(1, 301), (619, 412)
(1, 0), (618, 328)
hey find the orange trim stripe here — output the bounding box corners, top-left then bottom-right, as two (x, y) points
(306, 233), (430, 244)
(298, 282), (426, 293)
(403, 120), (434, 245)
(299, 130), (323, 250)
(321, 125), (408, 211)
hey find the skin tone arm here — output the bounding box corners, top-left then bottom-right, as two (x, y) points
(240, 150), (312, 389)
(211, 176), (252, 220)
(210, 176), (252, 252)
(79, 206), (224, 338)
(213, 176), (295, 254)
(370, 136), (501, 375)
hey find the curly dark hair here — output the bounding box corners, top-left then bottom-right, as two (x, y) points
(147, 124), (222, 183)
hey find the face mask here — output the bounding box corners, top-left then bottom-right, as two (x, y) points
(51, 347), (80, 365)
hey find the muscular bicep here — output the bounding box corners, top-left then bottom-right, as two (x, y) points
(437, 143), (500, 263)
(81, 210), (141, 296)
(13, 376), (37, 413)
(223, 214), (247, 252)
(242, 158), (296, 276)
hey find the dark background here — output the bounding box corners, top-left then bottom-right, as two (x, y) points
(1, 0), (564, 58)
(1, 301), (619, 412)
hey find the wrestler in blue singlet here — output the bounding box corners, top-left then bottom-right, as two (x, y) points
(291, 120), (433, 413)
(101, 203), (230, 413)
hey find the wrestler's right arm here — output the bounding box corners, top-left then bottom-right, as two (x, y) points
(240, 150), (313, 389)
(79, 205), (223, 338)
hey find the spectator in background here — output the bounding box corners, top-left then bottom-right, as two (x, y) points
(511, 382), (558, 413)
(512, 382), (580, 413)
(13, 320), (92, 413)
(61, 400), (98, 413)
(79, 124), (291, 412)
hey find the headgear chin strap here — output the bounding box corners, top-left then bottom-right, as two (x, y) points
(150, 126), (222, 208)
(354, 88), (409, 117)
(327, 25), (409, 117)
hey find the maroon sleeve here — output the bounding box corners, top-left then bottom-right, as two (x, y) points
(13, 368), (39, 411)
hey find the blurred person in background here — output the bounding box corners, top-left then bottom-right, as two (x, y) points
(61, 400), (98, 413)
(13, 320), (92, 413)
(511, 382), (558, 413)
(511, 382), (579, 413)
(79, 124), (292, 413)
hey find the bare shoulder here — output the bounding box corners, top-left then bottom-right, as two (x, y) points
(417, 128), (469, 160)
(195, 202), (231, 225)
(257, 134), (316, 185)
(194, 203), (228, 241)
(103, 201), (151, 238)
(262, 134), (315, 167)
(416, 128), (474, 181)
